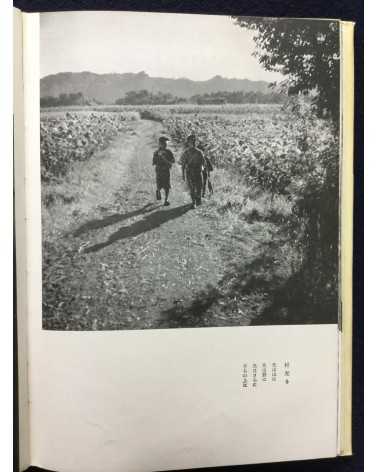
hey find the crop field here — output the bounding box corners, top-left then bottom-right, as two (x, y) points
(40, 110), (139, 183)
(41, 102), (333, 202)
(41, 103), (280, 115)
(165, 103), (334, 198)
(40, 104), (283, 186)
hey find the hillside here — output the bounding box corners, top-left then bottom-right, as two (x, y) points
(40, 71), (271, 104)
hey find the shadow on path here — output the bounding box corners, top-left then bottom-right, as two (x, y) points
(73, 203), (157, 237)
(84, 203), (192, 253)
(157, 254), (280, 328)
(157, 248), (338, 327)
(158, 286), (221, 329)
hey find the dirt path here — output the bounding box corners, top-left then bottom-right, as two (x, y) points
(43, 119), (285, 330)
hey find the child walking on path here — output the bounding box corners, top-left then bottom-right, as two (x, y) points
(152, 136), (175, 206)
(180, 134), (206, 209)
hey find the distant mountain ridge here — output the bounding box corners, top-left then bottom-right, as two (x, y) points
(40, 71), (271, 104)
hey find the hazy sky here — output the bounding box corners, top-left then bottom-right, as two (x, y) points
(40, 11), (283, 82)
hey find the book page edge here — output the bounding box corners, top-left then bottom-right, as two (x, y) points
(14, 7), (31, 471)
(338, 19), (355, 457)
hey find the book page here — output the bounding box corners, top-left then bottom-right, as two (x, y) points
(21, 11), (352, 471)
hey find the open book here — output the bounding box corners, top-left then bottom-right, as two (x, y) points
(14, 8), (354, 472)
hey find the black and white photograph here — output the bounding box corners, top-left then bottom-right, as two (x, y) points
(40, 12), (340, 330)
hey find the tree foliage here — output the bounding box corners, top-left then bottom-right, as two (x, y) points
(115, 90), (186, 105)
(115, 89), (286, 106)
(191, 90), (286, 105)
(232, 17), (340, 121)
(40, 92), (95, 108)
(232, 17), (341, 307)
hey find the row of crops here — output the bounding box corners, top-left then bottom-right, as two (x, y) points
(40, 111), (139, 183)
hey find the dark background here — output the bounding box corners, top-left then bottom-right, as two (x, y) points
(13, 1), (363, 471)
